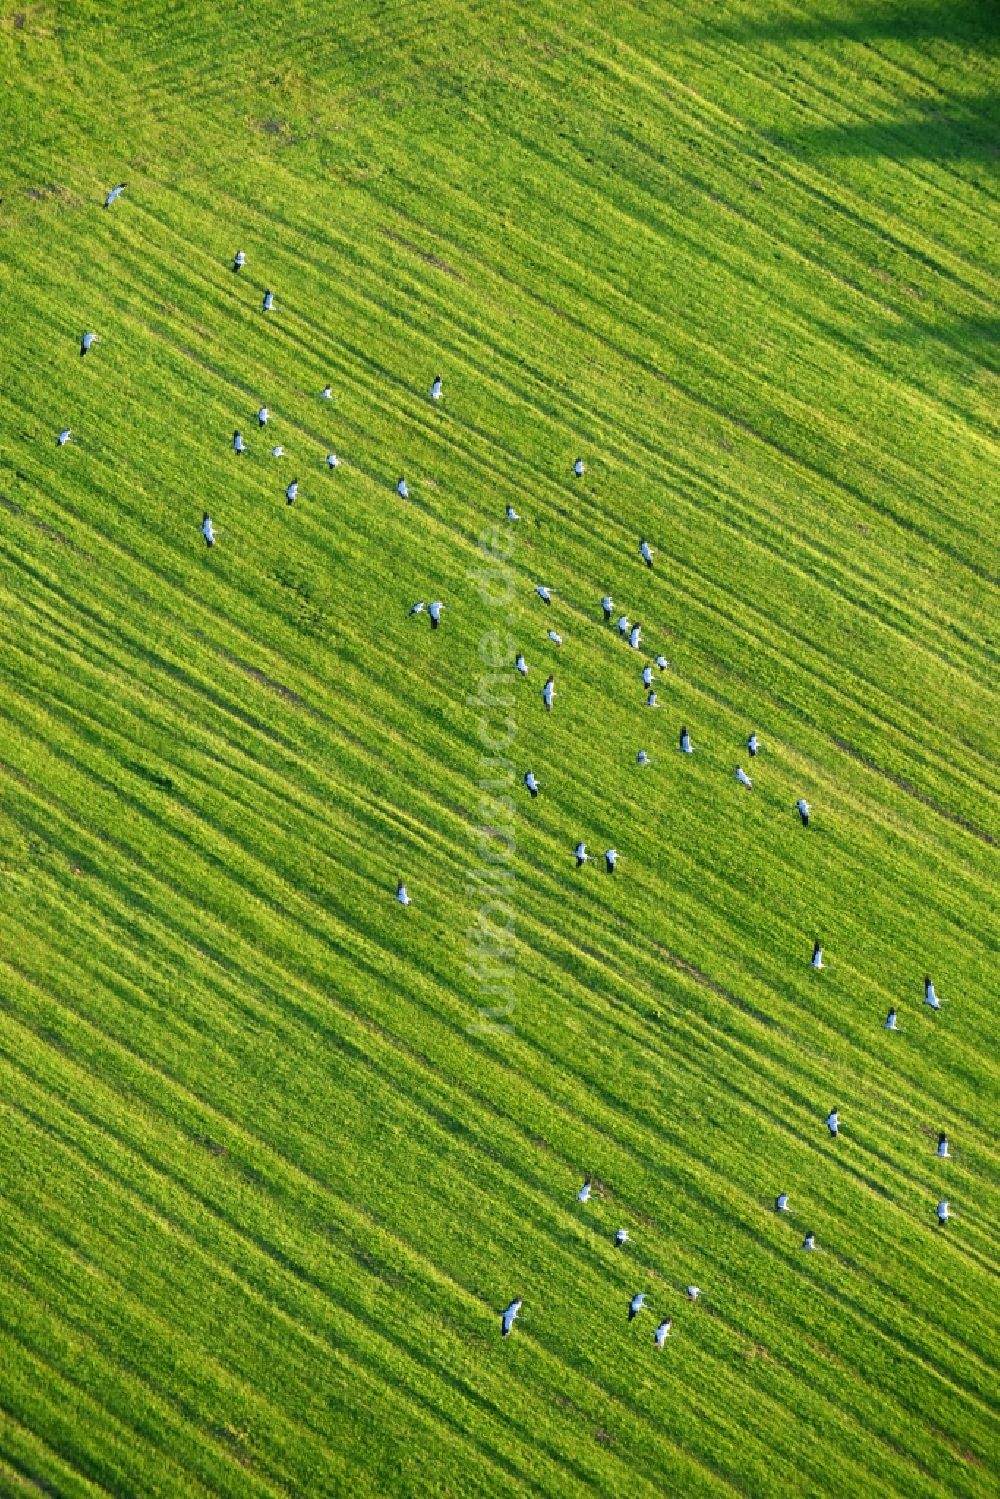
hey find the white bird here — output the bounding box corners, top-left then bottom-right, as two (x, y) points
(262, 290), (274, 312)
(735, 766), (753, 789)
(429, 601), (444, 629)
(535, 585), (552, 605)
(577, 1180), (592, 1203)
(802, 1231), (817, 1251)
(747, 732), (761, 756)
(646, 691), (658, 708)
(601, 596), (613, 621)
(232, 249), (246, 272)
(396, 880), (410, 906)
(654, 1319), (672, 1349)
(430, 374), (443, 401)
(409, 602), (426, 616)
(80, 331), (97, 356)
(258, 405), (269, 426)
(628, 623), (642, 650)
(524, 771), (540, 798)
(884, 1007), (899, 1031)
(103, 183), (126, 207)
(57, 429), (72, 446)
(637, 750), (650, 767)
(796, 798), (810, 827)
(615, 1229), (629, 1247)
(679, 726), (692, 753)
(775, 1193), (790, 1213)
(605, 848), (617, 873)
(655, 655), (669, 671)
(628, 1293), (647, 1321)
(515, 653), (528, 676)
(936, 1200), (950, 1227)
(642, 666), (653, 688)
(396, 477), (409, 498)
(826, 1108), (839, 1138)
(501, 1298), (522, 1338)
(285, 479), (299, 505)
(924, 977), (943, 1010)
(811, 940), (824, 970)
(639, 538), (653, 568)
(201, 513), (215, 547)
(505, 504), (520, 522)
(574, 842), (589, 868)
(617, 615), (630, 636)
(937, 1132), (950, 1158)
(547, 630), (563, 647)
(271, 445), (284, 457)
(326, 453), (340, 469)
(686, 1286), (701, 1302)
(233, 430), (246, 454)
(542, 676), (555, 711)
(573, 458), (585, 477)
(321, 385), (333, 400)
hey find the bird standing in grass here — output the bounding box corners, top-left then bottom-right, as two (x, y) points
(637, 750), (650, 767)
(429, 601), (444, 630)
(80, 331), (97, 356)
(271, 444), (284, 457)
(524, 771), (540, 799)
(57, 428), (72, 446)
(924, 976), (943, 1011)
(615, 1229), (629, 1247)
(885, 1008), (899, 1031)
(628, 1293), (647, 1322)
(506, 504), (520, 522)
(201, 513), (215, 547)
(680, 726), (692, 754)
(646, 690), (658, 708)
(573, 458), (585, 476)
(326, 453), (339, 469)
(655, 655), (669, 671)
(686, 1286), (701, 1302)
(501, 1298), (522, 1338)
(409, 601), (426, 617)
(605, 848), (617, 873)
(654, 1319), (672, 1349)
(233, 430), (245, 454)
(396, 880), (410, 906)
(642, 665), (653, 688)
(617, 614), (630, 637)
(797, 798), (810, 827)
(811, 940), (824, 970)
(321, 385), (333, 400)
(775, 1193), (790, 1213)
(515, 653), (528, 677)
(629, 623), (642, 650)
(397, 477), (409, 498)
(285, 479), (298, 506)
(575, 842), (589, 868)
(258, 405), (269, 426)
(640, 538), (653, 568)
(262, 289), (274, 312)
(735, 766), (753, 789)
(542, 675), (555, 711)
(104, 183), (126, 207)
(577, 1180), (592, 1203)
(747, 732), (760, 756)
(536, 585), (552, 605)
(802, 1231), (817, 1251)
(826, 1108), (839, 1138)
(936, 1200), (950, 1227)
(430, 374), (443, 401)
(601, 596), (613, 622)
(937, 1132), (950, 1158)
(547, 630), (563, 647)
(233, 249), (246, 272)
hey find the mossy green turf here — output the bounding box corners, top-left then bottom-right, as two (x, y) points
(1, 0), (998, 1493)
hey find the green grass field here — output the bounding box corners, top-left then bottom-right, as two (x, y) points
(1, 0), (998, 1493)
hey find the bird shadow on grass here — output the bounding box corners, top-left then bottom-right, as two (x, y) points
(771, 93), (1000, 170)
(715, 0), (1000, 52)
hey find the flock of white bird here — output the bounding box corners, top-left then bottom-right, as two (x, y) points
(70, 184), (956, 1352)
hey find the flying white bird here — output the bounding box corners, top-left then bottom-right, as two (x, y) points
(515, 653), (528, 676)
(802, 1231), (817, 1251)
(285, 479), (299, 505)
(775, 1193), (790, 1213)
(575, 842), (589, 868)
(536, 585), (552, 605)
(826, 1108), (839, 1138)
(924, 977), (943, 1011)
(686, 1286), (701, 1302)
(524, 771), (540, 798)
(615, 1229), (629, 1247)
(639, 538), (653, 568)
(654, 1319), (672, 1349)
(321, 385), (333, 400)
(233, 249), (246, 272)
(57, 428), (72, 446)
(884, 1007), (899, 1031)
(646, 691), (658, 708)
(573, 458), (585, 477)
(429, 601), (444, 629)
(796, 798), (810, 827)
(642, 665), (653, 688)
(811, 940), (824, 970)
(679, 726), (692, 753)
(577, 1181), (592, 1203)
(601, 596), (613, 621)
(628, 1293), (647, 1321)
(637, 750), (650, 766)
(430, 374), (443, 401)
(747, 732), (761, 756)
(80, 331), (97, 356)
(542, 676), (555, 711)
(605, 848), (617, 873)
(505, 504), (520, 522)
(271, 445), (284, 457)
(201, 513), (215, 547)
(104, 183), (126, 207)
(258, 405), (269, 426)
(396, 880), (410, 906)
(501, 1298), (522, 1338)
(547, 630), (563, 647)
(936, 1200), (950, 1227)
(233, 430), (245, 454)
(396, 477), (409, 498)
(735, 766), (753, 789)
(326, 453), (340, 469)
(937, 1132), (950, 1158)
(628, 623), (642, 650)
(409, 602), (426, 616)
(655, 655), (669, 671)
(262, 290), (274, 312)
